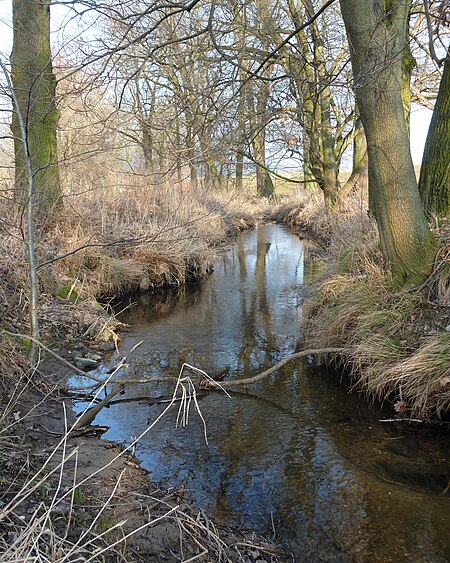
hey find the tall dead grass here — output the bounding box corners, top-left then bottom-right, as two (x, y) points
(279, 190), (450, 418)
(43, 181), (258, 300)
(0, 176), (258, 346)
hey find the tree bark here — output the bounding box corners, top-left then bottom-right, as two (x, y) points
(305, 0), (339, 208)
(11, 0), (61, 220)
(247, 78), (275, 198)
(419, 47), (450, 219)
(340, 0), (437, 285)
(340, 117), (368, 199)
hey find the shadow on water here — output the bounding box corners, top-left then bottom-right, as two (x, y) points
(72, 225), (450, 563)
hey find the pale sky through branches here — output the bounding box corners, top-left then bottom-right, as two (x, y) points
(0, 0), (433, 167)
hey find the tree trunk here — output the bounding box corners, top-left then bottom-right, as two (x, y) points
(305, 0), (339, 207)
(142, 125), (154, 174)
(340, 0), (437, 285)
(402, 42), (416, 130)
(11, 0), (61, 220)
(340, 117), (368, 199)
(235, 86), (246, 191)
(175, 117), (183, 184)
(247, 78), (275, 199)
(252, 132), (275, 198)
(186, 130), (198, 190)
(419, 47), (450, 219)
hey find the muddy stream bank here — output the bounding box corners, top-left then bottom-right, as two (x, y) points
(71, 224), (450, 562)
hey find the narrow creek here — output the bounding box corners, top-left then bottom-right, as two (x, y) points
(72, 224), (449, 562)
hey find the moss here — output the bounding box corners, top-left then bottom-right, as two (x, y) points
(96, 514), (114, 533)
(73, 486), (85, 504)
(19, 337), (31, 351)
(56, 284), (79, 304)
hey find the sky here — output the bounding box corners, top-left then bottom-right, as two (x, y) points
(410, 105), (433, 164)
(0, 0), (434, 166)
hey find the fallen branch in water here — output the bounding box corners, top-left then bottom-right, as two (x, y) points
(73, 385), (125, 429)
(199, 347), (346, 388)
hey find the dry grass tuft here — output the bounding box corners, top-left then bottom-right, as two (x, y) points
(369, 333), (450, 418)
(279, 189), (450, 418)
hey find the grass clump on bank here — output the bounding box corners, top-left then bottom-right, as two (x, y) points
(44, 183), (259, 300)
(275, 192), (450, 419)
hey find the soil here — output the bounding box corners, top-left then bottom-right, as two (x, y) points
(0, 348), (290, 562)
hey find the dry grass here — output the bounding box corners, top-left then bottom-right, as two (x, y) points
(278, 189), (450, 418)
(43, 181), (258, 300)
(0, 176), (258, 344)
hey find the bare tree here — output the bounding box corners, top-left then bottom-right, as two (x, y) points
(340, 0), (437, 284)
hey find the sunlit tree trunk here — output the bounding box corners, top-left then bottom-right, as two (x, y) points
(247, 81), (275, 198)
(340, 0), (437, 284)
(419, 48), (450, 219)
(340, 117), (368, 199)
(11, 0), (61, 219)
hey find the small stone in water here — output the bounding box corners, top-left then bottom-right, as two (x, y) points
(75, 357), (99, 369)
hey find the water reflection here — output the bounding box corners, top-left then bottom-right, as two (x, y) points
(75, 225), (449, 562)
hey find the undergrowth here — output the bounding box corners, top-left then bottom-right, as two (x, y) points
(276, 192), (450, 419)
(0, 179), (259, 377)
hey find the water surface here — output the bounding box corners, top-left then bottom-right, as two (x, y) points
(73, 225), (450, 562)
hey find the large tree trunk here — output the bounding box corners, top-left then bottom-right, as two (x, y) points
(419, 48), (450, 219)
(340, 0), (437, 285)
(11, 0), (61, 220)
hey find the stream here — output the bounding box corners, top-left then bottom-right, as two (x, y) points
(72, 224), (450, 562)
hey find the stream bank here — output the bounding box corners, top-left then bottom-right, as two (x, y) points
(273, 194), (450, 419)
(0, 191), (272, 561)
(71, 224), (450, 562)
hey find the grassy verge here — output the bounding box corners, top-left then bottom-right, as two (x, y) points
(0, 183), (260, 344)
(274, 192), (450, 419)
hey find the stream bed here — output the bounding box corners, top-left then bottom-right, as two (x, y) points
(72, 224), (450, 562)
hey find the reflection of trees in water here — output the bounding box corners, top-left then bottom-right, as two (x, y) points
(115, 283), (203, 324)
(213, 398), (284, 524)
(237, 228), (277, 375)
